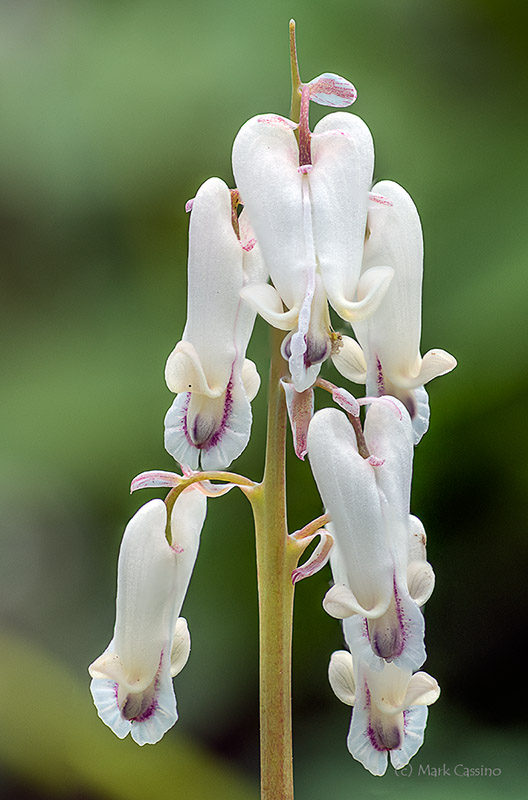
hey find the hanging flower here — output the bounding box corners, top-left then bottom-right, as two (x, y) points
(88, 491), (206, 745)
(328, 636), (440, 776)
(307, 401), (434, 671)
(164, 177), (266, 470)
(232, 87), (394, 391)
(340, 180), (457, 442)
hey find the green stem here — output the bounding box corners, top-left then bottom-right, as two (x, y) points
(251, 327), (303, 800)
(289, 19), (302, 137)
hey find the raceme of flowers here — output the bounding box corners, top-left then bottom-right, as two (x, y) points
(88, 62), (455, 777)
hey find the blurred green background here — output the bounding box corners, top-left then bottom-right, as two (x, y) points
(1, 0), (527, 798)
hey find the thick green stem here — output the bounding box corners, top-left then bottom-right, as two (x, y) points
(251, 328), (302, 800)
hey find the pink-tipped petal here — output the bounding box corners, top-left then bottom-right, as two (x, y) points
(282, 380), (314, 460)
(330, 386), (360, 417)
(308, 73), (357, 107)
(291, 529), (334, 584)
(130, 470), (183, 493)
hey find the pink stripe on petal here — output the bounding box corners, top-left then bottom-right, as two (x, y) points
(130, 471), (183, 493)
(308, 73), (357, 107)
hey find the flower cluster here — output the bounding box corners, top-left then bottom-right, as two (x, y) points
(88, 30), (455, 777)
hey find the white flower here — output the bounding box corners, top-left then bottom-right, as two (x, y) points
(232, 112), (393, 392)
(307, 401), (434, 671)
(342, 180), (457, 442)
(328, 641), (440, 776)
(88, 491), (206, 745)
(164, 177), (266, 470)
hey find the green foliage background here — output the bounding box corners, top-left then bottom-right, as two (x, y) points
(1, 1), (527, 798)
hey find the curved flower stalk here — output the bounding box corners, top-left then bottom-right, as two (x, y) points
(232, 109), (393, 392)
(307, 403), (434, 671)
(344, 180), (456, 442)
(88, 492), (207, 745)
(328, 641), (440, 776)
(164, 177), (266, 470)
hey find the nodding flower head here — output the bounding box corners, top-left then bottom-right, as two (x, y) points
(308, 400), (434, 672)
(164, 177), (266, 470)
(343, 180), (457, 443)
(328, 643), (440, 776)
(88, 491), (206, 745)
(232, 109), (393, 392)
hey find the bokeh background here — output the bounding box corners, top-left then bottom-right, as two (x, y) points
(1, 1), (527, 798)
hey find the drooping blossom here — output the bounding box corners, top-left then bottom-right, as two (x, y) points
(339, 180), (457, 442)
(328, 632), (440, 776)
(164, 177), (266, 470)
(232, 100), (393, 392)
(89, 491), (206, 745)
(307, 401), (434, 671)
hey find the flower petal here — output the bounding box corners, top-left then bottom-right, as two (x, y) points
(130, 470), (183, 492)
(240, 282), (299, 331)
(323, 582), (390, 620)
(407, 561), (435, 606)
(232, 114), (305, 312)
(88, 496), (204, 745)
(331, 336), (367, 384)
(395, 348), (458, 390)
(165, 341), (224, 397)
(129, 649), (178, 746)
(164, 392), (199, 470)
(282, 380), (314, 460)
(346, 680), (389, 776)
(355, 180), (456, 396)
(328, 650), (356, 706)
(170, 617), (191, 678)
(241, 358), (261, 402)
(308, 73), (357, 107)
(165, 372), (253, 471)
(310, 113), (378, 320)
(390, 706), (429, 771)
(308, 408), (394, 615)
(402, 672), (440, 708)
(181, 177), (244, 391)
(291, 528), (333, 583)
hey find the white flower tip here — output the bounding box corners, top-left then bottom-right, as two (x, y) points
(241, 358), (261, 402)
(185, 198), (195, 213)
(333, 265), (394, 323)
(404, 671), (441, 707)
(328, 650), (356, 705)
(170, 617), (192, 677)
(331, 336), (367, 384)
(308, 73), (357, 107)
(165, 341), (221, 397)
(322, 583), (372, 619)
(407, 560), (435, 606)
